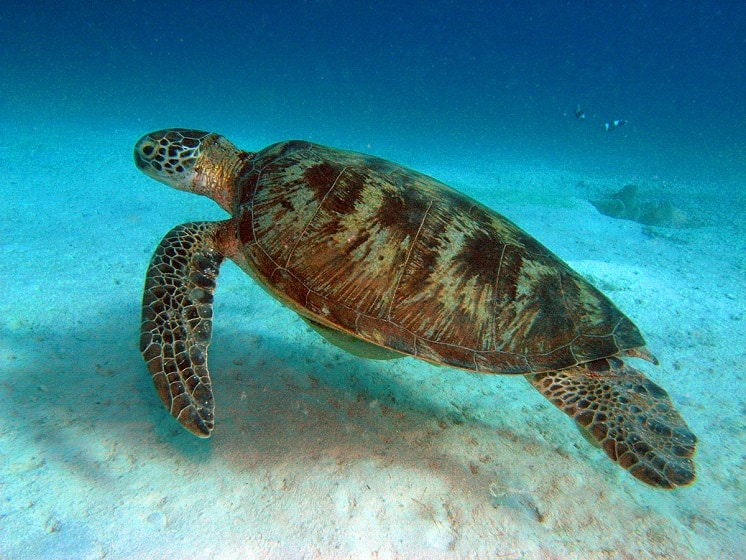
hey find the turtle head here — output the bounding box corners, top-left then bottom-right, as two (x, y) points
(134, 128), (245, 213)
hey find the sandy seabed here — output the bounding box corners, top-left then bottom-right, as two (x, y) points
(1, 122), (744, 559)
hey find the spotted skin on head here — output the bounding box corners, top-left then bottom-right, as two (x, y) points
(134, 128), (211, 185)
(135, 128), (248, 213)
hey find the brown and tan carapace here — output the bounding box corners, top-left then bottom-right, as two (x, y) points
(134, 128), (696, 488)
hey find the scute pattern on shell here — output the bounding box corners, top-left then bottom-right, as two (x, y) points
(235, 141), (644, 374)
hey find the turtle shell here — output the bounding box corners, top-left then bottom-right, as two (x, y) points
(232, 141), (644, 374)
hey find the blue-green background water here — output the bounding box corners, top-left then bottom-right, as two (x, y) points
(3, 1), (744, 180)
(1, 2), (744, 559)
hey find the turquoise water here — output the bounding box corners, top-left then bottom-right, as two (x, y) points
(1, 2), (744, 558)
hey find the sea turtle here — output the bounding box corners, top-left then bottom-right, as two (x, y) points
(134, 129), (696, 488)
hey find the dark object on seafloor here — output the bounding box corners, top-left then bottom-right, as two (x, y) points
(591, 184), (689, 228)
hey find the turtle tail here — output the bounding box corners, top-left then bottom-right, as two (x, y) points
(528, 358), (696, 488)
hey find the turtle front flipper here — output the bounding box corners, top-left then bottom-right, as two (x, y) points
(528, 358), (696, 488)
(140, 221), (228, 437)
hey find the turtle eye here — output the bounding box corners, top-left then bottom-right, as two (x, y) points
(140, 141), (156, 158)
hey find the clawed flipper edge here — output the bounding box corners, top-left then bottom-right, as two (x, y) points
(140, 221), (227, 437)
(528, 357), (696, 488)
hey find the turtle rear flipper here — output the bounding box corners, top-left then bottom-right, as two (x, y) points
(140, 221), (228, 437)
(528, 358), (696, 488)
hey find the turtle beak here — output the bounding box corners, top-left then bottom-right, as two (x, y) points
(133, 133), (180, 189)
(133, 133), (163, 178)
(134, 129), (210, 189)
(133, 138), (149, 170)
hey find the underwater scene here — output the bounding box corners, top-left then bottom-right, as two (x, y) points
(1, 1), (744, 558)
